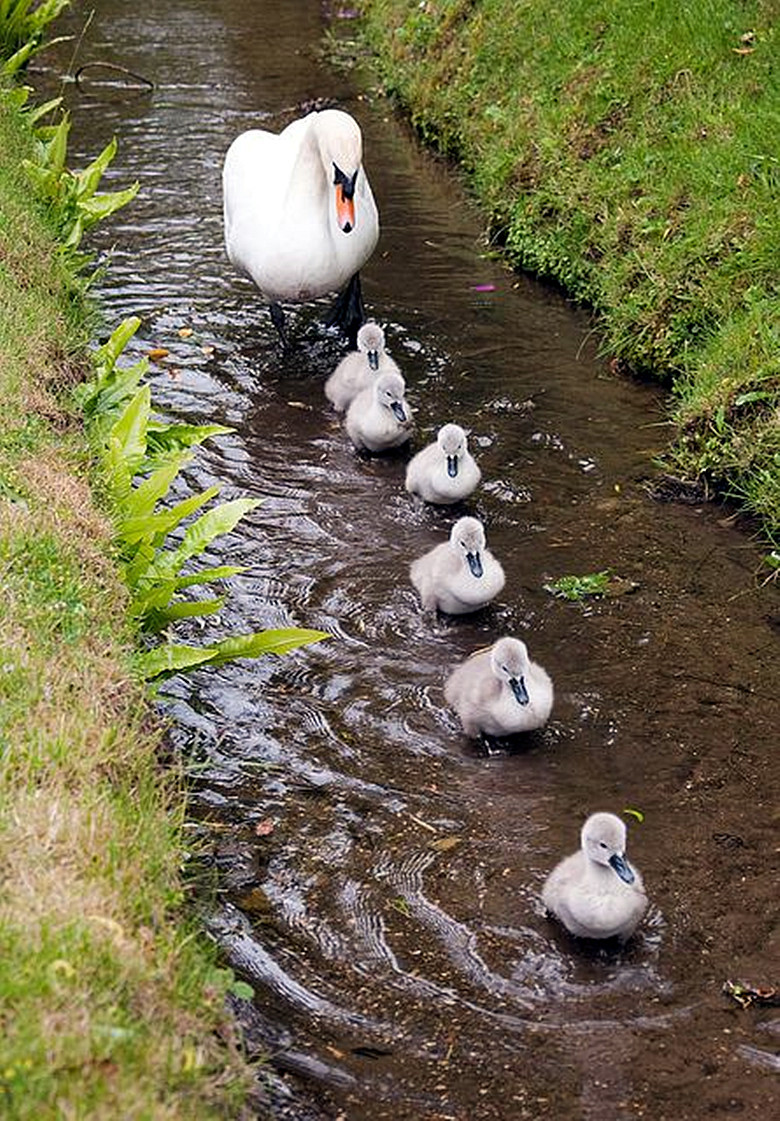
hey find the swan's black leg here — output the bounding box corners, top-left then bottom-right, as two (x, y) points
(324, 272), (366, 347)
(269, 301), (290, 349)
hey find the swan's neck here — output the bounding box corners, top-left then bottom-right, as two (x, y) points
(287, 121), (330, 213)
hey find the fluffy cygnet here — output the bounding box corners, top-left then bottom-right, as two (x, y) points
(324, 322), (400, 412)
(541, 812), (648, 941)
(344, 370), (413, 453)
(410, 516), (504, 615)
(444, 636), (553, 737)
(405, 423), (481, 504)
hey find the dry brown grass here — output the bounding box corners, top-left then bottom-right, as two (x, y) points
(18, 447), (116, 550)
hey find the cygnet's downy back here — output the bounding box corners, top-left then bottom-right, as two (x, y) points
(405, 422), (481, 504)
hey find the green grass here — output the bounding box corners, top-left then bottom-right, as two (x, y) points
(356, 0), (779, 544)
(0, 82), (251, 1119)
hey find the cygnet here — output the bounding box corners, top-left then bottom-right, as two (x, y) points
(405, 423), (481, 504)
(324, 322), (400, 412)
(541, 812), (648, 941)
(444, 636), (553, 737)
(345, 370), (413, 453)
(410, 516), (504, 615)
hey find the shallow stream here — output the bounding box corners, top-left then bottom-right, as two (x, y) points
(43, 2), (779, 1116)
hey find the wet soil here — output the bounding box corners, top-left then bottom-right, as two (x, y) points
(42, 1), (779, 1117)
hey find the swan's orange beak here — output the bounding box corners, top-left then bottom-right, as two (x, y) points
(336, 184), (355, 233)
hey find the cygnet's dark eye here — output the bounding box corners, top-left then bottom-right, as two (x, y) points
(599, 841), (608, 849)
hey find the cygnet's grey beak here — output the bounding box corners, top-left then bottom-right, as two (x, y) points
(609, 852), (635, 884)
(509, 675), (529, 706)
(367, 350), (379, 371)
(466, 550), (483, 578)
(447, 454), (459, 478)
(391, 401), (406, 423)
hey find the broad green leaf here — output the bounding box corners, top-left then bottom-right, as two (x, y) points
(21, 159), (58, 197)
(45, 115), (70, 175)
(123, 455), (192, 521)
(128, 577), (177, 615)
(2, 41), (36, 77)
(63, 214), (84, 249)
(139, 627), (328, 679)
(94, 317), (142, 368)
(175, 565), (246, 589)
(146, 497), (260, 581)
(109, 385), (151, 475)
(80, 361), (149, 428)
(104, 440), (133, 507)
(144, 597), (226, 633)
(136, 644), (216, 680)
(130, 564), (246, 624)
(146, 422), (234, 456)
(27, 0), (71, 34)
(194, 627), (328, 669)
(24, 96), (62, 125)
(3, 86), (31, 111)
(75, 136), (117, 200)
(80, 183), (140, 223)
(120, 485), (222, 548)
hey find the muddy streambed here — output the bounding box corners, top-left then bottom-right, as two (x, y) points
(43, 1), (779, 1117)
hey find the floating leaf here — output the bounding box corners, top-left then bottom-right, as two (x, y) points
(147, 347), (170, 361)
(543, 570), (638, 601)
(229, 980), (255, 1000)
(623, 807), (645, 823)
(178, 327), (194, 338)
(430, 836), (462, 853)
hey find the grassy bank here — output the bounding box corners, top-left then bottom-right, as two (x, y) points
(356, 0), (779, 544)
(0, 90), (251, 1119)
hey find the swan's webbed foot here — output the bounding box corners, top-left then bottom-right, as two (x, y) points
(324, 272), (366, 346)
(269, 301), (291, 350)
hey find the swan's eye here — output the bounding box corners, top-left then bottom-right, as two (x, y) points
(333, 163), (357, 200)
(599, 841), (608, 849)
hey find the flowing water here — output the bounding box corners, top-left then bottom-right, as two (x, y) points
(41, 2), (779, 1117)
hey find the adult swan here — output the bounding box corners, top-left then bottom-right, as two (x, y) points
(223, 108), (379, 346)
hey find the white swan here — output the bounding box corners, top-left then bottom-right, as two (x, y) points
(324, 322), (399, 412)
(444, 636), (553, 737)
(410, 516), (504, 614)
(541, 812), (648, 941)
(345, 371), (413, 453)
(405, 423), (481, 505)
(223, 108), (379, 343)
